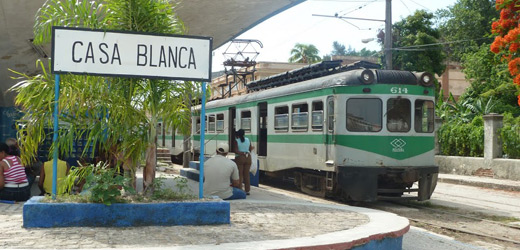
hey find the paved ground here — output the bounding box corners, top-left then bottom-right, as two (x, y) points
(3, 169), (513, 249)
(2, 172), (401, 250)
(0, 195), (370, 249)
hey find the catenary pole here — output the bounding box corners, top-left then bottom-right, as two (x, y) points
(52, 74), (60, 199)
(199, 82), (207, 199)
(385, 0), (392, 69)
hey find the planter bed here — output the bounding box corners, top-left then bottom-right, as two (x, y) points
(23, 196), (230, 228)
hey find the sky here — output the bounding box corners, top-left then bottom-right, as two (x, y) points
(211, 0), (457, 72)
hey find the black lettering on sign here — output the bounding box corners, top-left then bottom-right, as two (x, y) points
(149, 45), (157, 67)
(137, 44), (147, 66)
(189, 47), (196, 69)
(72, 41), (83, 63)
(99, 43), (109, 64)
(168, 47), (177, 68)
(179, 47), (187, 68)
(112, 44), (121, 65)
(85, 42), (95, 63)
(158, 46), (167, 67)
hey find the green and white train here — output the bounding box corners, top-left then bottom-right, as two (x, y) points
(169, 61), (438, 201)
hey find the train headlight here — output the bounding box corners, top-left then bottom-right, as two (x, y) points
(419, 72), (434, 87)
(360, 70), (375, 84)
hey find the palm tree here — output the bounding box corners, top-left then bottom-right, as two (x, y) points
(289, 43), (321, 64)
(10, 0), (197, 193)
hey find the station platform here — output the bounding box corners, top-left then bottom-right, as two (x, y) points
(438, 173), (520, 192)
(1, 166), (410, 250)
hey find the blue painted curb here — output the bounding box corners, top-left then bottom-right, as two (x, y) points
(23, 196), (230, 228)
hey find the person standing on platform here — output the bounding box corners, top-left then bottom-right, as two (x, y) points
(233, 129), (254, 195)
(204, 143), (246, 200)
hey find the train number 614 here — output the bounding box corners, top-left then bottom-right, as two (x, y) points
(390, 87), (408, 94)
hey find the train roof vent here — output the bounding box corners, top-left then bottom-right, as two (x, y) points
(375, 70), (417, 85)
(246, 60), (380, 92)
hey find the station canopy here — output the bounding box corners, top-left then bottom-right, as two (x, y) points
(0, 0), (305, 106)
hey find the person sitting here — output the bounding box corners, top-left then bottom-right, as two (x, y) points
(5, 139), (37, 188)
(38, 154), (70, 195)
(0, 142), (31, 201)
(203, 142), (246, 200)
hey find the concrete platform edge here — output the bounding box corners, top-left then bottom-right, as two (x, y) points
(438, 175), (520, 192)
(23, 196), (230, 227)
(142, 200), (410, 250)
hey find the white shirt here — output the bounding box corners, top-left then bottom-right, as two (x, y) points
(203, 155), (239, 199)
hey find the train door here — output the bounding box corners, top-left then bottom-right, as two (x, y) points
(228, 107), (236, 152)
(326, 96), (335, 162)
(157, 121), (165, 147)
(258, 102), (268, 156)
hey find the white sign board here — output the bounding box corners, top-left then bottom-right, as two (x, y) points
(52, 27), (212, 81)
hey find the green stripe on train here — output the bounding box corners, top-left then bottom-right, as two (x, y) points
(193, 134), (229, 141)
(160, 135), (185, 140)
(194, 133), (433, 160)
(206, 85), (434, 113)
(335, 135), (434, 160)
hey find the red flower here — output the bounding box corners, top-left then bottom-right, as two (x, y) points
(513, 74), (520, 85)
(508, 58), (520, 75)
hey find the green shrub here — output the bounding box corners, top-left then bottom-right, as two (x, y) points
(500, 113), (520, 159)
(438, 116), (484, 157)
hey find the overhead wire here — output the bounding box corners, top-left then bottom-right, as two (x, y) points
(273, 0), (378, 48)
(390, 37), (494, 51)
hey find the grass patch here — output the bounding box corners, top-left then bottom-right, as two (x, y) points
(471, 212), (520, 223)
(41, 176), (196, 204)
(404, 200), (458, 211)
(41, 190), (197, 204)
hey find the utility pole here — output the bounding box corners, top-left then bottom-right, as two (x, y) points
(384, 0), (392, 70)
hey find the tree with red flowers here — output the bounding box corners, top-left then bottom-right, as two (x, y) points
(491, 0), (520, 106)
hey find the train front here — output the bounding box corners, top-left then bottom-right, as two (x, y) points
(334, 69), (438, 201)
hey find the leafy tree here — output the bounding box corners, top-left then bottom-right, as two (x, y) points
(490, 0), (520, 107)
(460, 43), (520, 115)
(323, 41), (379, 61)
(331, 41), (347, 56)
(288, 43), (321, 64)
(10, 0), (198, 194)
(357, 48), (380, 57)
(436, 0), (498, 62)
(391, 10), (445, 75)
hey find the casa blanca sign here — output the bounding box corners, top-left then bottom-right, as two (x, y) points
(52, 27), (212, 81)
(49, 27), (212, 199)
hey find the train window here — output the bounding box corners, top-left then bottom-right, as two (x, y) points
(241, 110), (251, 132)
(387, 98), (411, 132)
(312, 101), (324, 130)
(216, 113), (224, 132)
(172, 127), (175, 147)
(208, 115), (216, 133)
(346, 98), (382, 132)
(291, 103), (308, 131)
(414, 100), (434, 133)
(157, 122), (163, 136)
(204, 116), (208, 133)
(195, 117), (201, 134)
(327, 98), (334, 131)
(274, 106), (289, 131)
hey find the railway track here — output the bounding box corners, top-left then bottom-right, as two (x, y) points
(364, 200), (520, 248)
(260, 178), (520, 249)
(408, 217), (520, 246)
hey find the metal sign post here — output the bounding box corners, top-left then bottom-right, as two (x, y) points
(51, 74), (60, 199)
(198, 82), (207, 199)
